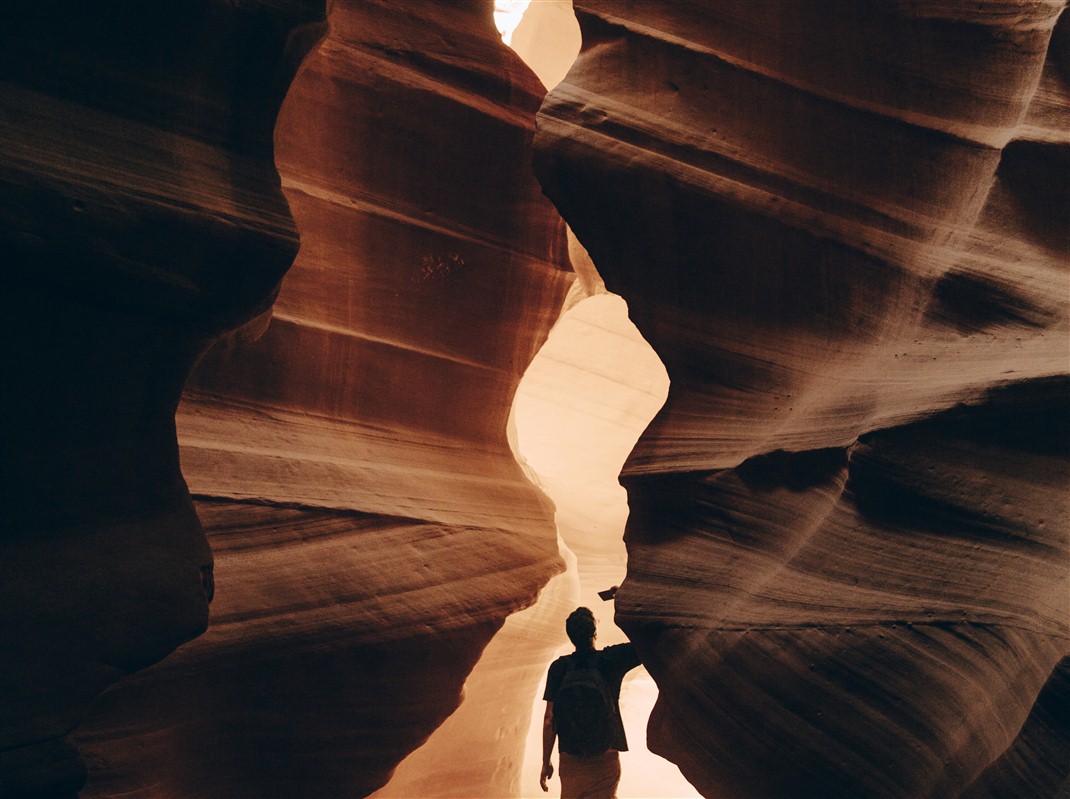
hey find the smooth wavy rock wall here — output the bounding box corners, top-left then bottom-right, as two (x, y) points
(534, 3), (1069, 798)
(62, 2), (573, 798)
(0, 1), (569, 798)
(0, 2), (325, 796)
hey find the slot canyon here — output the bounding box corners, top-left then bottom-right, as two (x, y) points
(1, 1), (1067, 798)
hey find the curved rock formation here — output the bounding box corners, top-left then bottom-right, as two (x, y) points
(961, 655), (1070, 798)
(0, 2), (324, 795)
(66, 1), (571, 797)
(534, 2), (1069, 798)
(6, 0), (1068, 796)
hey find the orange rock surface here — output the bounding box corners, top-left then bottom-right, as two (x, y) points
(69, 2), (571, 797)
(2, 1), (1067, 797)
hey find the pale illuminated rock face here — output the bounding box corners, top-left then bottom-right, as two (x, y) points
(535, 3), (1069, 798)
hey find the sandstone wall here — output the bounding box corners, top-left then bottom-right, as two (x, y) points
(3, 1), (571, 796)
(1, 2), (325, 795)
(534, 3), (1069, 798)
(5, 2), (1068, 797)
(67, 2), (572, 797)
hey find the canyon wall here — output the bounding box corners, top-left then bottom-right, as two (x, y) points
(3, 1), (571, 797)
(69, 2), (572, 798)
(0, 1), (325, 795)
(4, 1), (1068, 797)
(534, 2), (1069, 798)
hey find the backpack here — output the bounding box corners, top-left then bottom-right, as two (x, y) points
(552, 656), (616, 756)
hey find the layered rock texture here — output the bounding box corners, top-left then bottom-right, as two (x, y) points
(3, 1), (570, 797)
(71, 2), (572, 798)
(4, 1), (1069, 798)
(1, 1), (325, 795)
(535, 3), (1069, 798)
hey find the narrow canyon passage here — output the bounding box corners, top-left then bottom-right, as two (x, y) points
(511, 289), (701, 799)
(376, 6), (696, 796)
(372, 263), (697, 798)
(3, 1), (1065, 797)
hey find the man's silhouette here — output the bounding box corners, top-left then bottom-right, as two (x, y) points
(539, 595), (640, 798)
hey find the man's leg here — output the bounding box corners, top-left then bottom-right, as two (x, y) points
(558, 751), (621, 799)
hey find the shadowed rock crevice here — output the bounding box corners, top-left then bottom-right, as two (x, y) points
(926, 270), (1048, 333)
(1, 1), (327, 795)
(961, 656), (1070, 798)
(850, 378), (1070, 559)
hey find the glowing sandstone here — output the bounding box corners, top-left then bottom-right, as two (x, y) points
(68, 1), (571, 797)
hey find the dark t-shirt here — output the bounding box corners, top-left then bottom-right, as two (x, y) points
(543, 643), (641, 753)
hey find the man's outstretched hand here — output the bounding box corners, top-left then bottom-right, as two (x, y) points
(598, 585), (619, 601)
(540, 761), (554, 792)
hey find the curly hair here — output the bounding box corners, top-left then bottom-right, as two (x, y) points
(565, 606), (596, 649)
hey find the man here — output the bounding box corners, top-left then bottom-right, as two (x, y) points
(539, 595), (641, 798)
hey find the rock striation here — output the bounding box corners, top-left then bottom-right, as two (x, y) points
(4, 1), (1068, 797)
(535, 2), (1069, 798)
(67, 1), (572, 797)
(1, 1), (325, 795)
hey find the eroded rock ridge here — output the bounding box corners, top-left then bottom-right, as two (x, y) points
(534, 3), (1069, 798)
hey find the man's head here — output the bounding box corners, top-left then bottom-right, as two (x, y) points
(565, 606), (596, 650)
